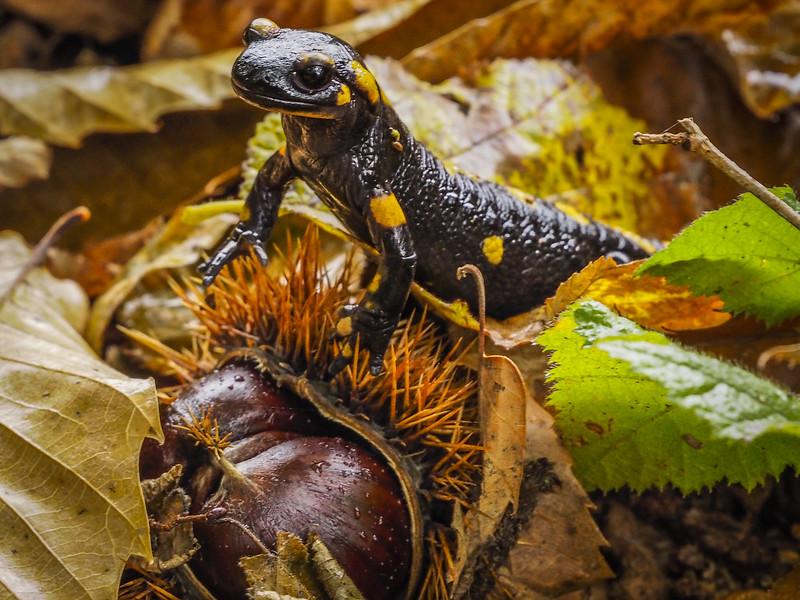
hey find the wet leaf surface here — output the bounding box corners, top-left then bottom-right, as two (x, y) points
(539, 300), (800, 492)
(0, 231), (162, 599)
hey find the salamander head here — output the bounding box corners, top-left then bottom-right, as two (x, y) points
(232, 19), (384, 119)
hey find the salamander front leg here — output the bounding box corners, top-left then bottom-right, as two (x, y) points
(331, 191), (416, 376)
(199, 147), (294, 286)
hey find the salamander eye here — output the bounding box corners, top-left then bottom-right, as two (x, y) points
(293, 53), (335, 92)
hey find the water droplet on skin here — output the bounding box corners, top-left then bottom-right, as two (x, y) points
(354, 507), (361, 519)
(377, 516), (384, 525)
(233, 374), (245, 382)
(359, 531), (367, 540)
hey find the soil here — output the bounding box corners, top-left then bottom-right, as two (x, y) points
(591, 471), (800, 599)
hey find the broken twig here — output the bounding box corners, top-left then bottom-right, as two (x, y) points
(633, 118), (800, 231)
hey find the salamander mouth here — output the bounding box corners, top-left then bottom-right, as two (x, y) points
(232, 79), (333, 118)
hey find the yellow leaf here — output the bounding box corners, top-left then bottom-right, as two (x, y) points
(0, 231), (162, 600)
(546, 257), (730, 331)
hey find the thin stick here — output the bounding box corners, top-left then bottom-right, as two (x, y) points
(0, 205), (91, 305)
(456, 264), (486, 359)
(633, 117), (800, 231)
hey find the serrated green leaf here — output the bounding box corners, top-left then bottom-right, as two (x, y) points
(538, 300), (800, 493)
(640, 187), (800, 325)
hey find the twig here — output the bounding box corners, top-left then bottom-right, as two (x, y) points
(456, 264), (486, 359)
(0, 205), (91, 305)
(633, 117), (800, 231)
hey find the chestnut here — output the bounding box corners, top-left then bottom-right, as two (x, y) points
(192, 436), (411, 600)
(141, 357), (421, 600)
(139, 362), (326, 480)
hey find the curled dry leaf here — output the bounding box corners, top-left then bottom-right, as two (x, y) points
(0, 136), (52, 190)
(545, 256), (731, 331)
(401, 0), (784, 82)
(140, 464), (199, 573)
(0, 231), (163, 599)
(452, 265), (608, 597)
(459, 350), (527, 568)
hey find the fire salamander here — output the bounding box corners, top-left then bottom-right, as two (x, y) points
(201, 18), (656, 375)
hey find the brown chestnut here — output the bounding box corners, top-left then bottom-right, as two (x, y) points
(139, 362), (326, 480)
(141, 356), (422, 599)
(191, 435), (412, 600)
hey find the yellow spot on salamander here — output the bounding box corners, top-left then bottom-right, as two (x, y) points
(370, 193), (406, 228)
(482, 236), (504, 265)
(336, 316), (353, 337)
(340, 342), (353, 358)
(336, 84), (351, 105)
(367, 273), (382, 293)
(351, 60), (380, 105)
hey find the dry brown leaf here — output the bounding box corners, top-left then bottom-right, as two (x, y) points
(401, 0), (784, 82)
(0, 231), (163, 600)
(0, 49), (238, 147)
(545, 256), (731, 331)
(717, 0), (800, 118)
(465, 353), (527, 549)
(2, 0), (157, 43)
(142, 0), (398, 59)
(494, 392), (613, 596)
(0, 136), (51, 190)
(356, 0), (514, 59)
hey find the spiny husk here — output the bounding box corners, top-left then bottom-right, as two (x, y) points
(119, 565), (180, 600)
(136, 225), (481, 599)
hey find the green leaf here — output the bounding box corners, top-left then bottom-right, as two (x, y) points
(538, 300), (800, 493)
(640, 187), (800, 325)
(0, 231), (163, 599)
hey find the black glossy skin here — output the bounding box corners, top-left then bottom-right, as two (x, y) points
(201, 20), (654, 374)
